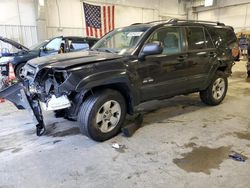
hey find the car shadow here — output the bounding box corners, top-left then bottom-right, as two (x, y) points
(43, 93), (206, 139)
(135, 93), (207, 126)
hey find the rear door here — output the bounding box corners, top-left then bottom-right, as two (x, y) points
(68, 38), (90, 52)
(184, 26), (216, 89)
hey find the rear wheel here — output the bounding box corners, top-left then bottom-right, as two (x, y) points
(78, 89), (126, 141)
(200, 71), (228, 105)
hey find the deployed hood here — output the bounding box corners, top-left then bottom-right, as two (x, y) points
(0, 36), (29, 51)
(27, 50), (123, 69)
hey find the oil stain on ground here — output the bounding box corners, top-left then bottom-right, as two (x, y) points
(0, 147), (22, 154)
(173, 146), (231, 174)
(184, 142), (197, 148)
(234, 132), (250, 141)
(11, 148), (22, 153)
(190, 136), (198, 141)
(0, 148), (6, 153)
(47, 127), (80, 137)
(53, 140), (62, 144)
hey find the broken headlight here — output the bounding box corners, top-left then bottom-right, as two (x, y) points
(53, 71), (69, 84)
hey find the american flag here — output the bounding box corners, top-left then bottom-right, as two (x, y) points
(83, 2), (115, 38)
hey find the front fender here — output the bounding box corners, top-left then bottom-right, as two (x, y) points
(74, 69), (140, 114)
(75, 69), (131, 92)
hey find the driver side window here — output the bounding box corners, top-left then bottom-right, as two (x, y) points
(45, 38), (62, 51)
(147, 27), (181, 55)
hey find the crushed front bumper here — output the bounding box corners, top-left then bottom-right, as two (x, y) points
(0, 83), (46, 136)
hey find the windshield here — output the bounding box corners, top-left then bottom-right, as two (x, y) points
(29, 40), (49, 50)
(92, 26), (150, 55)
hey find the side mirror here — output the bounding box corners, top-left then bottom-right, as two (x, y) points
(139, 41), (163, 59)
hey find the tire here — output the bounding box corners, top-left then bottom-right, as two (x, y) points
(200, 71), (228, 106)
(15, 63), (26, 81)
(78, 89), (126, 142)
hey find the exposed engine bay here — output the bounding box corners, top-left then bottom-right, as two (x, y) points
(0, 63), (76, 136)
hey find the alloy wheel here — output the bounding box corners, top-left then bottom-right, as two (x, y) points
(95, 100), (121, 133)
(212, 78), (225, 100)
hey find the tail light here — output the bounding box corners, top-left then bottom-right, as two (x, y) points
(230, 42), (240, 58)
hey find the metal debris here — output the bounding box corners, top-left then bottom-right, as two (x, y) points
(112, 143), (126, 153)
(229, 151), (248, 162)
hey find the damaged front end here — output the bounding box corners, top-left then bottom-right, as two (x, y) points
(0, 63), (73, 136)
(24, 63), (72, 111)
(0, 82), (46, 136)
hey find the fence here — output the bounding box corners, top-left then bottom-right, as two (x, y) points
(0, 25), (89, 51)
(0, 25), (38, 49)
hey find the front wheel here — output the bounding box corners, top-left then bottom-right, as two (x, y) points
(200, 71), (228, 106)
(78, 89), (126, 142)
(15, 63), (26, 81)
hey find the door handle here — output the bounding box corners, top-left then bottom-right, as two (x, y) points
(177, 55), (187, 61)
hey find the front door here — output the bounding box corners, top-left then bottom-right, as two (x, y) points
(138, 26), (190, 101)
(40, 37), (63, 57)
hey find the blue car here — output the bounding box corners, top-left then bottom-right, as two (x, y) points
(0, 36), (98, 80)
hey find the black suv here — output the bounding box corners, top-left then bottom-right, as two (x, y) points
(0, 36), (98, 80)
(0, 19), (237, 141)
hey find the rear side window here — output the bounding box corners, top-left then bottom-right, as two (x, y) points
(71, 42), (89, 50)
(205, 29), (214, 48)
(215, 28), (237, 44)
(207, 27), (237, 47)
(68, 39), (91, 51)
(186, 27), (205, 50)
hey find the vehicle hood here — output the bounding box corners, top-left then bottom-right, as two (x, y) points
(0, 36), (29, 51)
(27, 50), (123, 69)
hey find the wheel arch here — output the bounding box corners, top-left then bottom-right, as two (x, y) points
(14, 62), (26, 73)
(80, 83), (135, 115)
(73, 70), (139, 115)
(201, 59), (231, 90)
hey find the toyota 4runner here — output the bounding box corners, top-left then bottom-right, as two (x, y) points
(0, 19), (238, 141)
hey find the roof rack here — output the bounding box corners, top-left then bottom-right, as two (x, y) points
(172, 19), (225, 26)
(146, 18), (176, 25)
(130, 23), (143, 25)
(145, 18), (225, 26)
